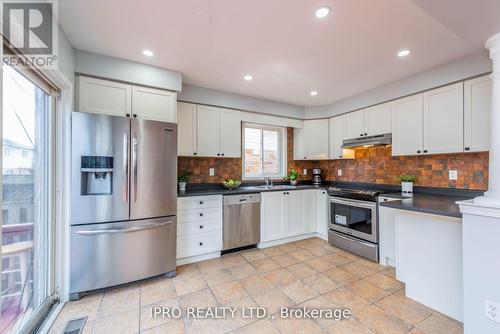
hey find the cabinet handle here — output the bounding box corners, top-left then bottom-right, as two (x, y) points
(199, 201), (203, 205)
(304, 157), (307, 159)
(199, 242), (203, 246)
(199, 225), (203, 229)
(217, 153), (220, 156)
(194, 152), (197, 155)
(364, 133), (368, 136)
(126, 113), (130, 117)
(423, 150), (428, 153)
(133, 114), (137, 118)
(199, 213), (203, 217)
(465, 147), (470, 151)
(339, 155), (342, 158)
(360, 133), (363, 137)
(221, 153), (225, 156)
(417, 150), (421, 154)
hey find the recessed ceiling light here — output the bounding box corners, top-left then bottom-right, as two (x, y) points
(143, 49), (154, 57)
(315, 6), (331, 18)
(397, 49), (411, 57)
(310, 91), (318, 96)
(244, 75), (253, 81)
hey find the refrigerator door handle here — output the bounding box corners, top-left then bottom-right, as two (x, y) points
(123, 132), (129, 203)
(76, 220), (173, 235)
(132, 133), (138, 202)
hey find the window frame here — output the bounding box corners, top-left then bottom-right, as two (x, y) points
(241, 122), (287, 180)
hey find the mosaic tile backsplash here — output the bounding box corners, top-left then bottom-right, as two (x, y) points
(178, 128), (489, 190)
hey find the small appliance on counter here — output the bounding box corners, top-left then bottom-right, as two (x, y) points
(312, 168), (322, 185)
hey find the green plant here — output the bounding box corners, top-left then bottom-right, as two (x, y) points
(399, 174), (416, 183)
(178, 169), (190, 182)
(284, 169), (300, 181)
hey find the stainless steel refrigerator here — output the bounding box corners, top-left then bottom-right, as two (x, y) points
(69, 111), (177, 300)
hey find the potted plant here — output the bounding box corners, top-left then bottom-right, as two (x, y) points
(399, 174), (416, 196)
(284, 169), (300, 186)
(178, 169), (190, 191)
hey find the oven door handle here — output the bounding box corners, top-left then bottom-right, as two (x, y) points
(330, 197), (377, 209)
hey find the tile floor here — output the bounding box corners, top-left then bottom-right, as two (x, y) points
(49, 238), (463, 334)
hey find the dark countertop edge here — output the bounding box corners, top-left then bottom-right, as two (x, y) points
(178, 184), (327, 197)
(379, 194), (471, 218)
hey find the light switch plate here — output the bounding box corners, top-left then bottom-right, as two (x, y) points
(449, 170), (458, 180)
(209, 168), (215, 176)
(338, 169), (342, 176)
(303, 169), (307, 175)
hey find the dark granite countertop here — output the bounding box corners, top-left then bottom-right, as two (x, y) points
(379, 193), (474, 218)
(177, 184), (327, 197)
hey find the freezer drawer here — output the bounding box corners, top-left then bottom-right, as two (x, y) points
(70, 217), (176, 297)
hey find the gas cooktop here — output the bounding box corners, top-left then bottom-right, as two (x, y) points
(327, 187), (386, 202)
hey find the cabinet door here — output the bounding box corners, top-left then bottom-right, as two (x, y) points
(315, 190), (328, 237)
(329, 116), (355, 160)
(303, 190), (317, 233)
(177, 102), (197, 156)
(261, 192), (285, 242)
(344, 110), (366, 139)
(378, 204), (397, 267)
(132, 86), (177, 122)
(285, 191), (305, 236)
(304, 119), (329, 160)
(293, 127), (305, 160)
(423, 82), (464, 154)
(219, 108), (242, 157)
(365, 102), (392, 136)
(78, 76), (131, 117)
(392, 94), (423, 156)
(464, 75), (491, 152)
(196, 105), (220, 157)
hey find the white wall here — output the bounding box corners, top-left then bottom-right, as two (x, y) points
(74, 49), (182, 92)
(462, 213), (500, 334)
(179, 84), (305, 119)
(304, 52), (492, 119)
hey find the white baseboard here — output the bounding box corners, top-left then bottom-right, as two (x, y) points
(258, 233), (321, 249)
(176, 251), (221, 266)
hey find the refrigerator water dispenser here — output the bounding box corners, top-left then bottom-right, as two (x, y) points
(80, 156), (114, 195)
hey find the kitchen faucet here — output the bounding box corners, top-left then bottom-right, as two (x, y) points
(265, 177), (273, 187)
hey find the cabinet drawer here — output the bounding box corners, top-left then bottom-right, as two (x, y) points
(177, 231), (222, 258)
(177, 196), (222, 210)
(177, 220), (221, 236)
(178, 208), (221, 223)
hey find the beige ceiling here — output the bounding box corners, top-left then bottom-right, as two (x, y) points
(59, 0), (493, 107)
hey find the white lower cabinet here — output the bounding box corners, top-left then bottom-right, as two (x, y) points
(261, 190), (319, 243)
(177, 195), (222, 262)
(378, 196), (400, 266)
(315, 190), (328, 238)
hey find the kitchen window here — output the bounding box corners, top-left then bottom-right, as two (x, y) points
(242, 123), (286, 179)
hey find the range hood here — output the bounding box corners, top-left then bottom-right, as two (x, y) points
(342, 133), (392, 149)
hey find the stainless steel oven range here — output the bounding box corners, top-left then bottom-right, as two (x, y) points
(327, 187), (384, 262)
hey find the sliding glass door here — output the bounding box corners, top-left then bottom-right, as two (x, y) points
(1, 65), (56, 333)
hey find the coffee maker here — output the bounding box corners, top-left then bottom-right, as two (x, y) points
(312, 168), (322, 185)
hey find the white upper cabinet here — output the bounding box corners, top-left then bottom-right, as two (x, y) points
(329, 116), (355, 160)
(219, 108), (242, 158)
(364, 102), (392, 136)
(464, 75), (491, 152)
(423, 82), (464, 154)
(392, 94), (424, 156)
(78, 76), (131, 117)
(177, 102), (197, 156)
(78, 75), (177, 122)
(294, 119), (329, 160)
(132, 86), (177, 123)
(196, 105), (221, 157)
(344, 110), (366, 139)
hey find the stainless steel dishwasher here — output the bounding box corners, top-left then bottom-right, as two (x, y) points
(223, 193), (261, 250)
